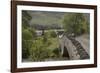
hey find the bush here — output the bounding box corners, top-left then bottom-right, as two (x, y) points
(50, 31), (57, 38)
(22, 40), (33, 59)
(28, 28), (36, 39)
(29, 38), (53, 61)
(22, 28), (33, 40)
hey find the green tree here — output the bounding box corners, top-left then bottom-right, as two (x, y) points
(62, 13), (89, 35)
(28, 28), (36, 39)
(22, 11), (32, 29)
(22, 11), (34, 59)
(22, 28), (33, 40)
(22, 28), (33, 58)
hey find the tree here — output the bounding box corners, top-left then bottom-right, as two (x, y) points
(62, 13), (89, 35)
(22, 11), (32, 29)
(22, 11), (34, 59)
(22, 28), (33, 40)
(22, 28), (33, 58)
(28, 28), (36, 39)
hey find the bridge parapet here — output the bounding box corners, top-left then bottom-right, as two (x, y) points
(59, 35), (80, 60)
(59, 35), (89, 60)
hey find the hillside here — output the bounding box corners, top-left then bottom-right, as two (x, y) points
(23, 10), (90, 30)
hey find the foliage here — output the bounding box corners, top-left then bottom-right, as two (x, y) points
(22, 28), (33, 58)
(49, 30), (57, 38)
(22, 11), (32, 29)
(22, 18), (29, 29)
(62, 13), (89, 35)
(27, 31), (61, 61)
(53, 48), (61, 57)
(22, 40), (33, 58)
(22, 28), (33, 40)
(28, 28), (36, 39)
(22, 11), (34, 59)
(22, 27), (60, 61)
(29, 37), (55, 61)
(22, 11), (32, 20)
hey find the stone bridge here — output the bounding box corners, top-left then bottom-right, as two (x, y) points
(59, 35), (90, 60)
